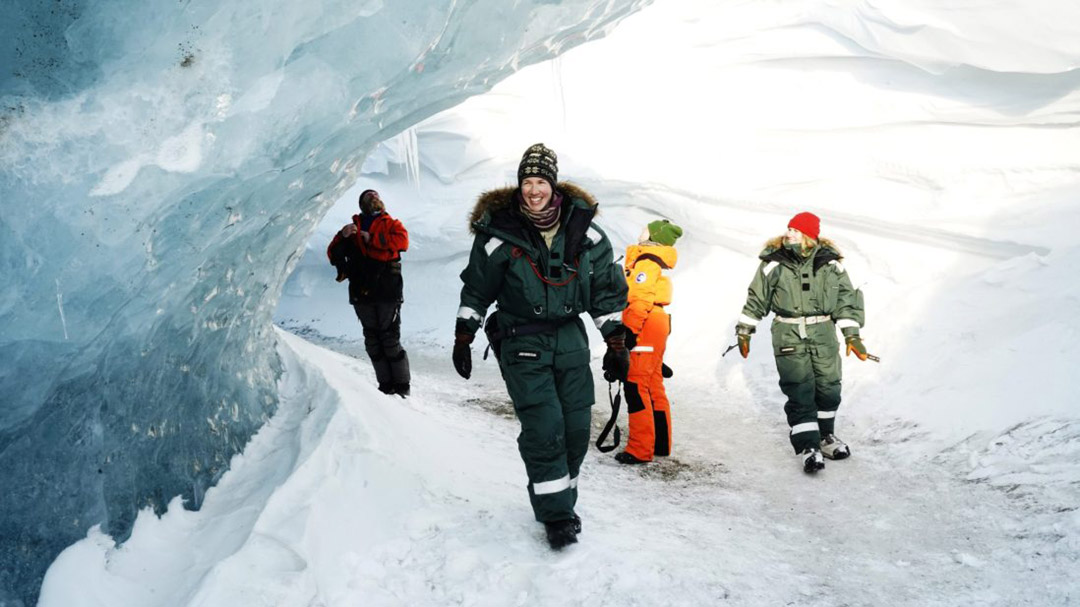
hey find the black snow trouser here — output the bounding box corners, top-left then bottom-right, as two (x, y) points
(354, 301), (410, 390)
(497, 329), (593, 524)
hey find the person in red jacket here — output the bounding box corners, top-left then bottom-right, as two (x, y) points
(615, 219), (682, 464)
(327, 189), (412, 396)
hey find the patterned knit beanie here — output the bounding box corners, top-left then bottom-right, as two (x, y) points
(647, 219), (683, 246)
(517, 143), (558, 188)
(787, 212), (820, 241)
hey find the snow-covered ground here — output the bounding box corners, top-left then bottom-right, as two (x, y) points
(39, 1), (1080, 605)
(40, 329), (1079, 605)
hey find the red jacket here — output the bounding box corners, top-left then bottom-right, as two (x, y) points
(326, 212), (409, 263)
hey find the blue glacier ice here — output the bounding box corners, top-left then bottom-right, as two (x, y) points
(0, 1), (646, 603)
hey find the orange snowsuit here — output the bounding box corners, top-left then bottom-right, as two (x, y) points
(621, 243), (677, 461)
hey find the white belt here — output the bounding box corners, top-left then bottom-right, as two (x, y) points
(775, 315), (832, 339)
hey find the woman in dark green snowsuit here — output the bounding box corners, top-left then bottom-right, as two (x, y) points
(452, 144), (629, 549)
(734, 212), (870, 473)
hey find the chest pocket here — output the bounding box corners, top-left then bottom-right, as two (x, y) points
(770, 267), (799, 313)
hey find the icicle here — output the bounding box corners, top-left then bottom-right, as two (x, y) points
(552, 56), (567, 134)
(55, 278), (69, 340)
(402, 127), (421, 191)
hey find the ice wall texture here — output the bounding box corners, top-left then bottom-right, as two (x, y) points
(0, 0), (647, 603)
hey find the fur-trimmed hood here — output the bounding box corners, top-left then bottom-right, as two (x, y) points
(762, 235), (842, 258)
(468, 181), (597, 234)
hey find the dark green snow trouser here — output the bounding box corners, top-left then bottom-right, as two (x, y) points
(773, 334), (843, 454)
(500, 349), (594, 523)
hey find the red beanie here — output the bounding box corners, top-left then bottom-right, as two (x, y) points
(787, 212), (820, 241)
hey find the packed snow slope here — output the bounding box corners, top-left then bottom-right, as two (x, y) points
(0, 1), (648, 604)
(43, 327), (1080, 606)
(10, 0), (1080, 605)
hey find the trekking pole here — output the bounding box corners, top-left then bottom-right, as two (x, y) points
(865, 353), (881, 363)
(721, 343), (738, 357)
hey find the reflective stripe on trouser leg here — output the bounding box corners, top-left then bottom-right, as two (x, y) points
(776, 348), (820, 453)
(506, 357), (592, 523)
(555, 363), (593, 511)
(817, 409), (837, 436)
(532, 474), (571, 495)
(811, 343), (842, 436)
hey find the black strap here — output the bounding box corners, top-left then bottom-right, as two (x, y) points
(487, 317), (575, 342)
(482, 316), (576, 361)
(595, 381), (622, 453)
(633, 252), (670, 270)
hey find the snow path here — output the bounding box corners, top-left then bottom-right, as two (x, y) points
(292, 333), (1074, 606)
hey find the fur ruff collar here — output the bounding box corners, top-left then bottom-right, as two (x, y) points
(468, 182), (597, 234)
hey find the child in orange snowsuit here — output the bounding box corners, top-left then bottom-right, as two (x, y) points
(615, 220), (682, 464)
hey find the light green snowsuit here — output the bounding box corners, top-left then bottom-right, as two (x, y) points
(738, 238), (865, 453)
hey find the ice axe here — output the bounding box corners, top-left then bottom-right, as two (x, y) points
(847, 339), (882, 363)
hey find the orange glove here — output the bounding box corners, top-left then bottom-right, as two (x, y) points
(735, 324), (754, 359)
(845, 335), (868, 361)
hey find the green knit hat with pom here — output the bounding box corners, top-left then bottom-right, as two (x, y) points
(647, 219), (683, 246)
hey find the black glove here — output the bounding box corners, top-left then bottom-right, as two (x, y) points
(661, 363), (673, 378)
(331, 260), (348, 282)
(453, 332), (474, 379)
(602, 328), (630, 383)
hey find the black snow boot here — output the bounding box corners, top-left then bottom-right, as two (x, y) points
(544, 519), (579, 550)
(800, 448), (825, 474)
(614, 451), (649, 465)
(820, 433), (850, 460)
(570, 514), (582, 535)
(393, 382), (410, 398)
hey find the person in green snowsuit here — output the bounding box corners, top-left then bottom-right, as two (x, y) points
(452, 143), (629, 550)
(734, 212), (870, 474)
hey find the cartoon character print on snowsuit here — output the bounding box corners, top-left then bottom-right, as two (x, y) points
(327, 210), (411, 392)
(739, 236), (864, 453)
(621, 243), (677, 461)
(456, 182), (627, 524)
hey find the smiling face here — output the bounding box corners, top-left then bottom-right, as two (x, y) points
(784, 227), (803, 245)
(520, 177), (553, 213)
